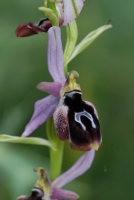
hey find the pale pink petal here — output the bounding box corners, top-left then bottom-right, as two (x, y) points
(52, 149), (95, 188)
(22, 95), (59, 137)
(48, 26), (66, 84)
(51, 187), (79, 200)
(37, 82), (62, 97)
(63, 0), (84, 25)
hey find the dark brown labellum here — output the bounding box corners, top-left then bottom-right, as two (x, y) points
(15, 18), (52, 37)
(54, 90), (101, 151)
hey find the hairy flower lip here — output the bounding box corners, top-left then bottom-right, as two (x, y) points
(16, 19), (52, 37)
(54, 91), (101, 151)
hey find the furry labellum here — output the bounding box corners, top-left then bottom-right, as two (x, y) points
(53, 87), (101, 151)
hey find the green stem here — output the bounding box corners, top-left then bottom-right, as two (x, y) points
(50, 141), (64, 180)
(64, 20), (78, 75)
(47, 1), (58, 19)
(46, 118), (64, 180)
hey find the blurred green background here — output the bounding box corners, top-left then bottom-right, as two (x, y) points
(0, 0), (134, 199)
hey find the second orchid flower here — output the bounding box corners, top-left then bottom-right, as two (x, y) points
(16, 0), (84, 37)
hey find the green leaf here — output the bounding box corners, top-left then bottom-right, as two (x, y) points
(67, 23), (112, 64)
(0, 134), (56, 150)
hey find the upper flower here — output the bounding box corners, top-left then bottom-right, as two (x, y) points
(22, 26), (101, 151)
(16, 0), (84, 37)
(17, 149), (95, 200)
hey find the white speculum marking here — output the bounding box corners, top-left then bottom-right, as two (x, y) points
(75, 110), (96, 131)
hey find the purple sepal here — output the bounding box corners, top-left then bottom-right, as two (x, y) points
(21, 26), (67, 136)
(22, 95), (59, 137)
(48, 27), (66, 84)
(52, 149), (95, 188)
(51, 187), (79, 199)
(63, 0), (84, 25)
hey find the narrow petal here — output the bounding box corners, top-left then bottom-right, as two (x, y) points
(48, 26), (66, 84)
(63, 0), (84, 25)
(52, 149), (95, 188)
(51, 187), (79, 200)
(22, 95), (59, 137)
(37, 82), (62, 97)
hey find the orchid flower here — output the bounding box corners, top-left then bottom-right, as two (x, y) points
(17, 149), (95, 200)
(22, 26), (101, 151)
(16, 0), (84, 37)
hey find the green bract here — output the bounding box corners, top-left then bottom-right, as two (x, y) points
(67, 23), (112, 64)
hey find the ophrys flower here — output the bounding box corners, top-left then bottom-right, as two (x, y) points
(22, 26), (101, 151)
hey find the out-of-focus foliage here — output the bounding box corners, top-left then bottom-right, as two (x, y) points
(0, 0), (134, 200)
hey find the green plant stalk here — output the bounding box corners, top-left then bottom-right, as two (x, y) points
(64, 20), (78, 75)
(50, 139), (64, 180)
(46, 118), (64, 180)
